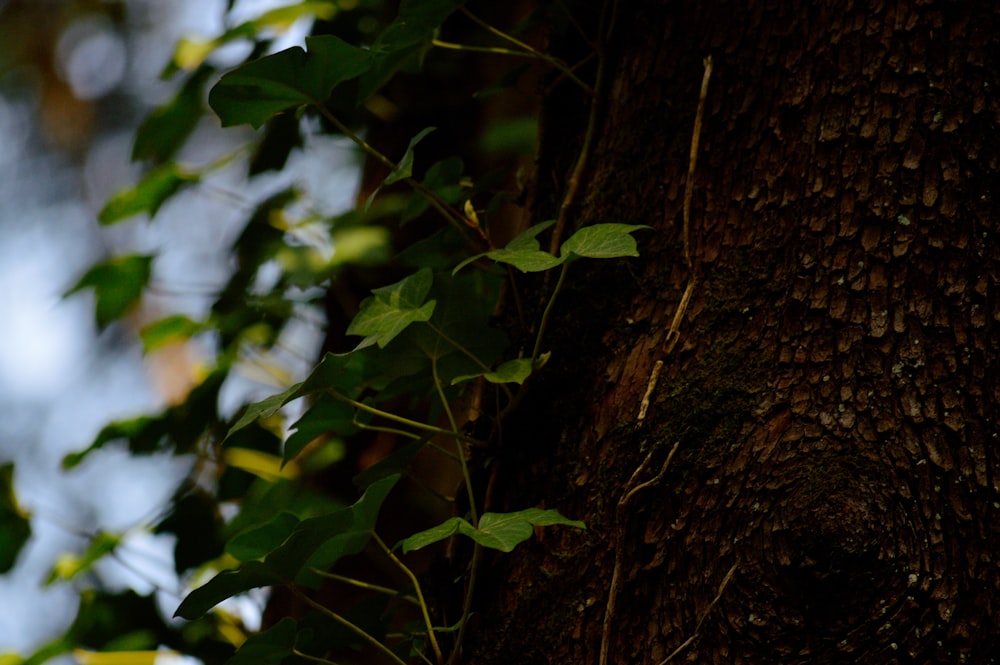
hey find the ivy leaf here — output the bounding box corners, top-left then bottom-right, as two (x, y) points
(346, 268), (437, 349)
(452, 357), (535, 386)
(99, 163), (197, 224)
(560, 223), (651, 259)
(0, 463), (30, 574)
(453, 220), (562, 274)
(365, 127), (436, 212)
(209, 35), (373, 129)
(66, 255), (153, 328)
(359, 0), (466, 101)
(175, 475), (399, 619)
(400, 508), (585, 554)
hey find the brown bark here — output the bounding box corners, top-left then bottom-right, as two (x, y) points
(471, 1), (1000, 663)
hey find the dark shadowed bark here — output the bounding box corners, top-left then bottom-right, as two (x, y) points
(470, 1), (1000, 663)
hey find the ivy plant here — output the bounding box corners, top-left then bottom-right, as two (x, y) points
(43, 2), (648, 664)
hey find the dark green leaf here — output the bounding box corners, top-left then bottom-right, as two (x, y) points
(99, 163), (197, 224)
(365, 127), (436, 211)
(226, 512), (300, 561)
(226, 617), (298, 665)
(346, 268), (436, 349)
(452, 357), (534, 386)
(209, 35), (373, 128)
(227, 382), (304, 439)
(132, 67), (212, 163)
(283, 395), (357, 465)
(0, 463), (30, 573)
(401, 508), (585, 553)
(559, 223), (651, 259)
(359, 0), (466, 100)
(66, 255), (153, 328)
(176, 475), (399, 619)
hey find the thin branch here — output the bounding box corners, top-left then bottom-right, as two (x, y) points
(682, 56), (713, 269)
(599, 440), (680, 665)
(657, 563), (738, 664)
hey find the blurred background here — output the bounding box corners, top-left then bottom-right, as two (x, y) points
(0, 1), (357, 657)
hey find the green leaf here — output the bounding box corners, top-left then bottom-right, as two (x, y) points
(99, 163), (197, 224)
(66, 255), (153, 328)
(175, 475), (400, 619)
(346, 268), (437, 349)
(560, 223), (651, 259)
(400, 508), (585, 554)
(132, 67), (212, 164)
(452, 357), (534, 386)
(365, 127), (436, 212)
(227, 381), (304, 439)
(359, 0), (466, 100)
(283, 395), (357, 465)
(209, 35), (373, 129)
(138, 315), (204, 353)
(226, 512), (300, 561)
(0, 463), (30, 574)
(226, 618), (298, 665)
(453, 220), (563, 274)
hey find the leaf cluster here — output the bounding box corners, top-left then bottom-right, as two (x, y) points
(23, 2), (650, 665)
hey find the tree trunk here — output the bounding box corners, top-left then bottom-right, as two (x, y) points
(470, 1), (1000, 662)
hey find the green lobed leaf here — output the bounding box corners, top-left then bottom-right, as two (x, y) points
(0, 463), (30, 574)
(99, 163), (197, 224)
(175, 475), (400, 619)
(451, 357), (534, 386)
(209, 35), (373, 129)
(559, 223), (651, 259)
(453, 220), (562, 274)
(400, 508), (585, 554)
(346, 268), (437, 349)
(66, 254), (153, 328)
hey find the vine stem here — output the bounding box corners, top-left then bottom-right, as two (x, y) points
(313, 104), (488, 246)
(458, 8), (593, 95)
(327, 389), (476, 443)
(306, 567), (419, 604)
(292, 589), (409, 665)
(530, 260), (569, 367)
(372, 533), (445, 664)
(430, 355), (483, 665)
(548, 0), (615, 255)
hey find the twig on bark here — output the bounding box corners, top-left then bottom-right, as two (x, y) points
(599, 440), (681, 665)
(657, 563), (738, 664)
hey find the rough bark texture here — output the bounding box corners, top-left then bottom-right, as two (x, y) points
(471, 1), (1000, 663)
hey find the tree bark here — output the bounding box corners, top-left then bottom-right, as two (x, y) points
(471, 1), (1000, 663)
